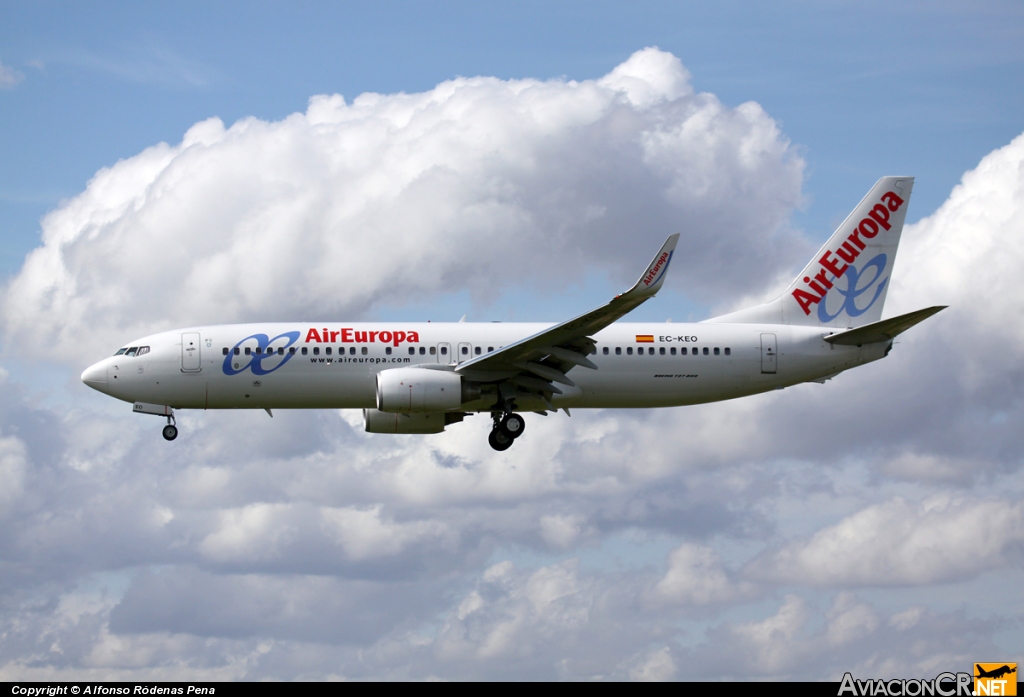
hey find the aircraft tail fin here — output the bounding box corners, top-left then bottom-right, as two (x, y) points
(706, 176), (914, 328)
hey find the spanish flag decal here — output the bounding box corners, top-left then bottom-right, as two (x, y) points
(635, 335), (654, 343)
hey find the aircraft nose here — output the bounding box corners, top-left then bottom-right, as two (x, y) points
(81, 361), (107, 391)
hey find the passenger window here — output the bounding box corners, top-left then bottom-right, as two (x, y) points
(615, 347), (621, 355)
(659, 347), (665, 355)
(670, 347), (676, 355)
(408, 347), (415, 355)
(441, 347), (448, 355)
(430, 347), (436, 355)
(461, 346), (468, 355)
(714, 347), (720, 355)
(278, 347), (284, 355)
(603, 347), (609, 355)
(703, 347), (709, 355)
(313, 347), (319, 355)
(725, 347), (731, 355)
(627, 347), (633, 355)
(126, 347), (138, 356)
(301, 347), (308, 355)
(289, 347), (296, 354)
(386, 347), (392, 355)
(361, 347), (368, 355)
(475, 346), (481, 355)
(325, 347), (332, 355)
(350, 347), (356, 355)
(222, 347), (229, 355)
(420, 347), (426, 355)
(244, 347), (251, 355)
(488, 346), (494, 352)
(114, 348), (127, 356)
(234, 347), (241, 355)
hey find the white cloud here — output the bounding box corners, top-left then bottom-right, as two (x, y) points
(0, 434), (27, 517)
(629, 646), (677, 682)
(747, 496), (1024, 586)
(3, 47), (1024, 680)
(653, 542), (754, 605)
(0, 60), (23, 89)
(1, 48), (804, 365)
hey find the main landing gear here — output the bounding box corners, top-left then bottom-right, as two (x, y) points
(488, 410), (526, 451)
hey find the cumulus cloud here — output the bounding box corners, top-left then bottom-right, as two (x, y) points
(3, 48), (1024, 679)
(653, 542), (755, 605)
(0, 433), (27, 517)
(684, 593), (1000, 680)
(747, 496), (1024, 586)
(1, 47), (804, 364)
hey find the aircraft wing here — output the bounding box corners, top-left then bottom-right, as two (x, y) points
(455, 234), (679, 399)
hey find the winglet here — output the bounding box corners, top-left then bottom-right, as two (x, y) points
(623, 234), (679, 297)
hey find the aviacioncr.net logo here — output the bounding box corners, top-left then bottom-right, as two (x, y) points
(223, 331), (300, 376)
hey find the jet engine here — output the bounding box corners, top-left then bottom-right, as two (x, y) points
(363, 409), (466, 434)
(376, 367), (480, 413)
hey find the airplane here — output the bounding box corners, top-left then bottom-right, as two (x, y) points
(975, 665), (1017, 680)
(81, 176), (945, 451)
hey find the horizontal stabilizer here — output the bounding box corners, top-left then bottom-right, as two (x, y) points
(824, 306), (946, 346)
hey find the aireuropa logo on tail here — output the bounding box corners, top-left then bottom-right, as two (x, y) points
(793, 190), (905, 319)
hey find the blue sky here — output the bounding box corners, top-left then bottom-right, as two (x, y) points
(2, 1), (1024, 681)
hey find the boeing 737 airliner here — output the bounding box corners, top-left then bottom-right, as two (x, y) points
(81, 177), (943, 450)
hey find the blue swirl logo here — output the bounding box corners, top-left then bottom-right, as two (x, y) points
(223, 331), (301, 376)
(817, 253), (888, 323)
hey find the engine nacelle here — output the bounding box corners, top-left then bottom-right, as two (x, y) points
(376, 367), (479, 413)
(363, 409), (467, 434)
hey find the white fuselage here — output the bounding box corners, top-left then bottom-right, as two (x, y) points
(80, 321), (888, 412)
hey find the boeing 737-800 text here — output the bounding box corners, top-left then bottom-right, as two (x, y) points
(81, 177), (944, 451)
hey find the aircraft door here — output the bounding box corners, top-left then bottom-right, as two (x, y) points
(760, 333), (777, 374)
(457, 342), (472, 364)
(436, 342), (451, 364)
(182, 332), (202, 372)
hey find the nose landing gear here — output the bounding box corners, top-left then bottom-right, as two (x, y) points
(489, 409), (525, 451)
(132, 402), (179, 441)
(161, 411), (178, 441)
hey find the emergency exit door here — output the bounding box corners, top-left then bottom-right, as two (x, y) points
(436, 343), (451, 364)
(181, 332), (202, 372)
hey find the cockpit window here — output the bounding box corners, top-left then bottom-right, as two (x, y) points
(136, 346), (150, 356)
(114, 348), (127, 356)
(125, 347), (138, 357)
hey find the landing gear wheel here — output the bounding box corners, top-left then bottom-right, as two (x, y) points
(500, 413), (526, 439)
(162, 424), (178, 441)
(488, 429), (513, 451)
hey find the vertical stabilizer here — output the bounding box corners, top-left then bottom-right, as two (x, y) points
(706, 176), (914, 328)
